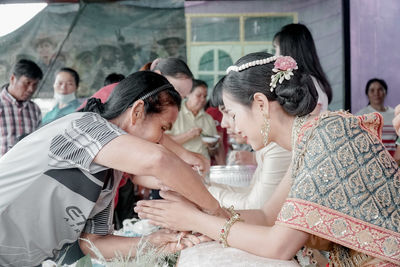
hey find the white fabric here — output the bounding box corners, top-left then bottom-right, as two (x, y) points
(311, 76), (329, 112)
(54, 91), (76, 105)
(207, 142), (291, 209)
(178, 241), (300, 267)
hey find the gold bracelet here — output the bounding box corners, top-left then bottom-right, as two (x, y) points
(219, 206), (241, 248)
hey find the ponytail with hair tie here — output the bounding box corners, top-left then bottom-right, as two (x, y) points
(81, 98), (105, 114)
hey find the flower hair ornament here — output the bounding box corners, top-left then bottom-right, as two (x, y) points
(226, 55), (298, 92)
(270, 56), (298, 92)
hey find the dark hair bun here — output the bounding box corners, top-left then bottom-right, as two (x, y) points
(274, 74), (318, 116)
(81, 98), (105, 114)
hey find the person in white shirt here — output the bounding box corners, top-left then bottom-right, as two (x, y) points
(356, 78), (398, 157)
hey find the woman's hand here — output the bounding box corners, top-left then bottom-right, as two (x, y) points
(146, 229), (202, 253)
(135, 190), (202, 231)
(188, 152), (210, 174)
(188, 127), (202, 139)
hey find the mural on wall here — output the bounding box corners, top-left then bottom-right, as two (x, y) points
(0, 3), (185, 98)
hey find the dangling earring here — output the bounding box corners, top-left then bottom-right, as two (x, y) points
(260, 114), (270, 146)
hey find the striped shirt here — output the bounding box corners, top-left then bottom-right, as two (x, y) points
(0, 86), (41, 156)
(0, 112), (125, 265)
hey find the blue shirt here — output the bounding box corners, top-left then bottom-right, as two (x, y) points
(42, 99), (81, 125)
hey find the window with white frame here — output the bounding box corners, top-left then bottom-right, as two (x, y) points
(186, 13), (297, 91)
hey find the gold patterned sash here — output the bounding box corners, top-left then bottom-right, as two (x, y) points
(276, 111), (400, 265)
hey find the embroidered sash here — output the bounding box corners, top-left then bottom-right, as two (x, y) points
(276, 111), (400, 265)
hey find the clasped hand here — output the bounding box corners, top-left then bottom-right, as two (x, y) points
(135, 190), (201, 232)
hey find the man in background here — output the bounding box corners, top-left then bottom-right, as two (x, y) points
(0, 59), (43, 156)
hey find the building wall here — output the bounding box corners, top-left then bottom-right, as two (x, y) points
(350, 0), (400, 113)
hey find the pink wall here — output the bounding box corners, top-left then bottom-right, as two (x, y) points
(351, 0), (400, 113)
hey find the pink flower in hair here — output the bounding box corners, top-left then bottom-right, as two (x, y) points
(269, 56), (298, 92)
(273, 56), (298, 72)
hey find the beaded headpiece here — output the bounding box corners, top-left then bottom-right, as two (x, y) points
(226, 55), (298, 92)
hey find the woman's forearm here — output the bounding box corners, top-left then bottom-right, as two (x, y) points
(154, 150), (219, 212)
(80, 233), (140, 260)
(191, 212), (307, 260)
(167, 132), (193, 145)
(95, 135), (218, 212)
(159, 134), (210, 172)
(132, 175), (161, 189)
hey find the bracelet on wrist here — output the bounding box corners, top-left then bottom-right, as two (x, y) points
(219, 205), (241, 248)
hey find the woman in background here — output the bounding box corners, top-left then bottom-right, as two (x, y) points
(356, 78), (398, 158)
(273, 23), (332, 114)
(167, 79), (218, 160)
(42, 68), (81, 125)
(141, 57), (193, 98)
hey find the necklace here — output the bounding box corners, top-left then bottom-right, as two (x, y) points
(291, 115), (310, 151)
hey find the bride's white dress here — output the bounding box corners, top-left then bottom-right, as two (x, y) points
(178, 241), (300, 267)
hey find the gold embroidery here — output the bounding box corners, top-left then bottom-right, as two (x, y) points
(279, 111), (400, 264)
(306, 210), (322, 228)
(331, 219), (348, 238)
(356, 230), (373, 246)
(383, 237), (398, 256)
(391, 211), (400, 232)
(280, 202), (295, 221)
(359, 197), (380, 221)
(328, 184), (348, 210)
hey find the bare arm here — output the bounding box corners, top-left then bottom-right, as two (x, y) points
(79, 230), (183, 259)
(132, 175), (161, 189)
(235, 166), (292, 226)
(192, 213), (309, 260)
(136, 178), (307, 260)
(159, 133), (210, 173)
(136, 164), (293, 229)
(94, 134), (219, 213)
(167, 128), (202, 145)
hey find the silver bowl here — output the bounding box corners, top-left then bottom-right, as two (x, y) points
(208, 165), (256, 187)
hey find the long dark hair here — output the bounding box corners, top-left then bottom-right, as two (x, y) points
(151, 58), (193, 79)
(274, 23), (332, 103)
(81, 71), (181, 120)
(223, 52), (318, 117)
(210, 76), (225, 108)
